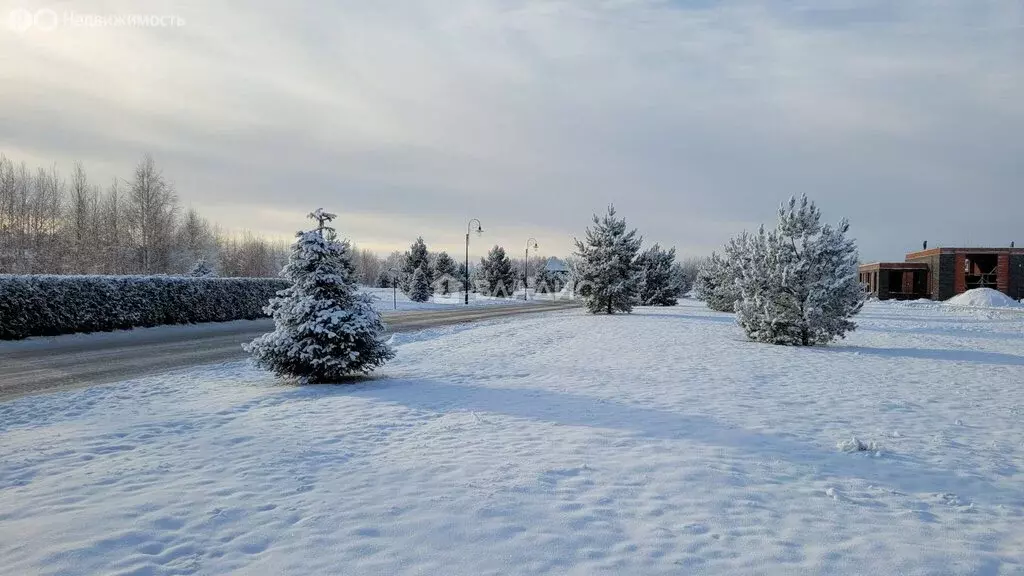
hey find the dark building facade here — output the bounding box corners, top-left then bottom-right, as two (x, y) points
(859, 247), (1024, 301)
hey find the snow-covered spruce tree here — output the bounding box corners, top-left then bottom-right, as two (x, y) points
(735, 195), (866, 346)
(637, 244), (678, 306)
(432, 251), (458, 295)
(245, 209), (394, 382)
(479, 245), (516, 297)
(189, 258), (216, 277)
(573, 206), (643, 314)
(400, 237), (432, 295)
(408, 264), (432, 302)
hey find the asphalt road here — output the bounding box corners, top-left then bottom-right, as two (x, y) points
(0, 301), (579, 401)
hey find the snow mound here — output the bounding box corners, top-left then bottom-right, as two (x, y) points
(944, 288), (1023, 309)
(837, 437), (880, 453)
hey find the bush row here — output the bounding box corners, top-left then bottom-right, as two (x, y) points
(0, 275), (289, 340)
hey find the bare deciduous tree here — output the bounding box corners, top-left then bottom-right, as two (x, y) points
(127, 154), (178, 273)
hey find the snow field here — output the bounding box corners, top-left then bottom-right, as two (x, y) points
(1, 299), (1023, 574)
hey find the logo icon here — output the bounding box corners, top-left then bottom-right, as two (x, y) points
(33, 8), (59, 31)
(8, 8), (34, 32)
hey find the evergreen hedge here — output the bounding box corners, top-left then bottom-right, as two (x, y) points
(0, 275), (289, 340)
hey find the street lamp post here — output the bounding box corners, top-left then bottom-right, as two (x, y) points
(465, 219), (483, 305)
(387, 267), (400, 310)
(524, 238), (538, 301)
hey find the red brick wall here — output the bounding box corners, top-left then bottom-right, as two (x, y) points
(953, 253), (966, 294)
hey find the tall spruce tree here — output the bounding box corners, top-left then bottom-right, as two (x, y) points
(245, 209), (395, 382)
(637, 244), (679, 306)
(573, 206), (643, 314)
(401, 237), (432, 294)
(478, 245), (516, 297)
(433, 251), (459, 295)
(735, 195), (865, 346)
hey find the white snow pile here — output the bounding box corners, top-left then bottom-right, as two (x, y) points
(944, 288), (1024, 309)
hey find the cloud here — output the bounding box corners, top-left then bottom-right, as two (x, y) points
(2, 0), (1022, 260)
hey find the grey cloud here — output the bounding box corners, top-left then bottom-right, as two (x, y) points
(1, 0), (1021, 260)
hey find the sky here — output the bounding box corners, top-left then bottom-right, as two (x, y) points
(2, 0), (1022, 262)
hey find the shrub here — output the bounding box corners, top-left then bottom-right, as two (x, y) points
(0, 274), (288, 340)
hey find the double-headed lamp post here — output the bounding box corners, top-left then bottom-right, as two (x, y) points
(524, 238), (538, 301)
(465, 219), (483, 305)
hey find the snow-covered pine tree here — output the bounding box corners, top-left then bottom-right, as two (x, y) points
(409, 264), (432, 302)
(636, 244), (678, 306)
(432, 251), (458, 295)
(400, 237), (433, 295)
(573, 206), (643, 314)
(735, 195), (866, 346)
(245, 208), (395, 382)
(693, 232), (748, 312)
(376, 269), (392, 288)
(535, 266), (566, 294)
(189, 258), (216, 277)
(668, 261), (690, 298)
(479, 245), (516, 297)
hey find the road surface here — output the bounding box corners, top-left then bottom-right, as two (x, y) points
(0, 301), (579, 401)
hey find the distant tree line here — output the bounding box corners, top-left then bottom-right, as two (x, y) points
(1, 154), (707, 303)
(0, 153), (389, 280)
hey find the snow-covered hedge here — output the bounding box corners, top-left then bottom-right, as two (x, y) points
(0, 275), (289, 340)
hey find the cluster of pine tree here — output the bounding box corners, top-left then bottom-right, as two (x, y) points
(695, 195), (865, 346)
(477, 245), (517, 297)
(572, 206), (689, 314)
(401, 237), (434, 302)
(377, 236), (545, 301)
(373, 237), (462, 303)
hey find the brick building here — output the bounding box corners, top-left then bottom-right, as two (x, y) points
(859, 247), (1024, 301)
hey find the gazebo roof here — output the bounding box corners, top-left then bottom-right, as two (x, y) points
(543, 257), (568, 272)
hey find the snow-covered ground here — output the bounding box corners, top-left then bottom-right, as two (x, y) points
(2, 299), (1023, 575)
(364, 286), (569, 311)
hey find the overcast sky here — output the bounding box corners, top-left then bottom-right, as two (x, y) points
(2, 0), (1022, 262)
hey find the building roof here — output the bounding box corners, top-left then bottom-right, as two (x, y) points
(859, 262), (929, 271)
(543, 257), (568, 272)
(905, 247), (1024, 259)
